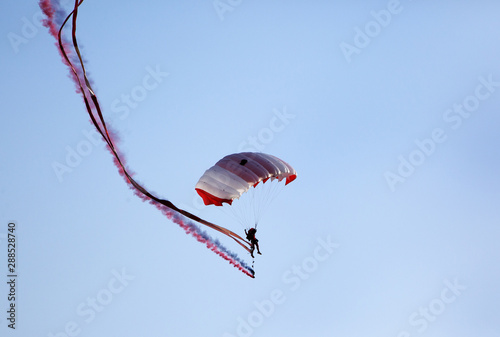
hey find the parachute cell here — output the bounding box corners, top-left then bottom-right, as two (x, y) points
(195, 152), (297, 206)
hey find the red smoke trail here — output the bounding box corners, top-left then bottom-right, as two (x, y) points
(39, 0), (254, 278)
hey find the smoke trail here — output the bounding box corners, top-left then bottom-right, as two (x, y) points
(39, 0), (254, 278)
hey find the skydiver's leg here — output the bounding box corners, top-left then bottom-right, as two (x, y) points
(250, 244), (255, 258)
(255, 241), (261, 255)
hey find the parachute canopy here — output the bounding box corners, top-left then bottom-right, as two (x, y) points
(195, 152), (297, 206)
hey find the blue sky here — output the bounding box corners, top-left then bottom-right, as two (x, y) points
(2, 1), (500, 336)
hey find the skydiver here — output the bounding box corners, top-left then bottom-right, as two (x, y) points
(245, 227), (261, 258)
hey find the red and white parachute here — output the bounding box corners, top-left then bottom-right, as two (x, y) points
(195, 152), (297, 226)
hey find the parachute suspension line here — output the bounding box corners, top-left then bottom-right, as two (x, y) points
(218, 178), (287, 231)
(220, 191), (255, 230)
(40, 0), (255, 277)
(252, 184), (259, 227)
(252, 178), (286, 226)
(220, 185), (252, 229)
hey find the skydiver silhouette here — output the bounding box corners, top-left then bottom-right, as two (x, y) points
(245, 227), (261, 258)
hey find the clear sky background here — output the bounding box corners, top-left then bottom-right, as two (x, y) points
(2, 1), (500, 336)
